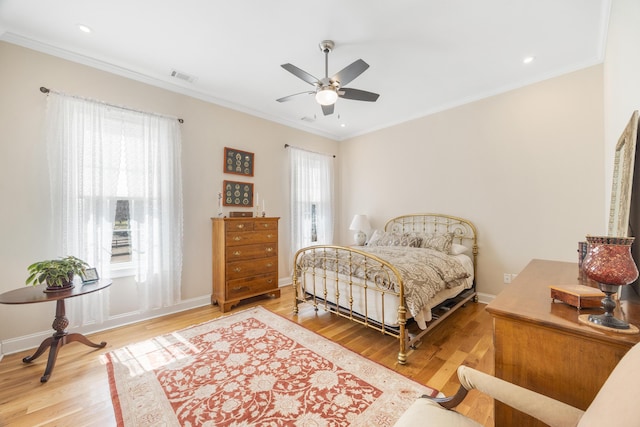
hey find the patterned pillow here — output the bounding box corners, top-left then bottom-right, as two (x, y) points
(367, 231), (422, 247)
(420, 233), (454, 253)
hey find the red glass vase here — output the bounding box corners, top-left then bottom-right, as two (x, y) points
(582, 235), (638, 329)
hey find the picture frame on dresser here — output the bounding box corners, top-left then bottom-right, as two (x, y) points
(224, 147), (254, 177)
(223, 180), (254, 207)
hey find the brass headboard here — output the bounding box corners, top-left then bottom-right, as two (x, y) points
(384, 213), (478, 279)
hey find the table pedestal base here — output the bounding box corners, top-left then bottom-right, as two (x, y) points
(22, 299), (106, 382)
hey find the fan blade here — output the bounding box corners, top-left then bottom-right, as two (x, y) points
(331, 59), (369, 87)
(339, 88), (380, 102)
(281, 63), (319, 86)
(276, 91), (314, 102)
(321, 103), (335, 116)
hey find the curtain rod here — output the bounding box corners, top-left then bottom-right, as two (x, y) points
(284, 144), (336, 158)
(39, 86), (184, 123)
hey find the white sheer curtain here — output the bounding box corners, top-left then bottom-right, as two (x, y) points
(289, 146), (334, 255)
(46, 92), (183, 325)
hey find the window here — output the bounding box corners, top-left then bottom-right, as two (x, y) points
(46, 92), (184, 318)
(112, 200), (131, 263)
(289, 147), (334, 252)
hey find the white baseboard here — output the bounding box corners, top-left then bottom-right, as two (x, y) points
(0, 294), (212, 357)
(0, 280), (295, 358)
(1, 278), (482, 358)
(476, 292), (495, 304)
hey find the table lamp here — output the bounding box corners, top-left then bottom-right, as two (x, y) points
(349, 214), (371, 246)
(582, 235), (639, 329)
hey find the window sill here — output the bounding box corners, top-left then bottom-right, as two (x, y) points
(110, 262), (136, 279)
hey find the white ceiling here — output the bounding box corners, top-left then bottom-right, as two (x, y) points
(0, 0), (610, 141)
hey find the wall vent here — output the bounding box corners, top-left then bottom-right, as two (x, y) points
(170, 69), (197, 83)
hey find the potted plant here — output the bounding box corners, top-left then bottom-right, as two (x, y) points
(25, 256), (90, 291)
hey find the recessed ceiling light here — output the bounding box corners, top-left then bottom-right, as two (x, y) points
(340, 123), (346, 128)
(523, 56), (535, 64)
(77, 24), (92, 33)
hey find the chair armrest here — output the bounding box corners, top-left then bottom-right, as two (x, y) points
(428, 385), (470, 409)
(455, 366), (584, 427)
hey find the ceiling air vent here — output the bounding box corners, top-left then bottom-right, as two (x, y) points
(170, 69), (197, 83)
(300, 115), (316, 122)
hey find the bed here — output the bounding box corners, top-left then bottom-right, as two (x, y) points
(292, 213), (478, 365)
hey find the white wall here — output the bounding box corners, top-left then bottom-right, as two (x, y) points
(339, 66), (605, 298)
(0, 41), (337, 351)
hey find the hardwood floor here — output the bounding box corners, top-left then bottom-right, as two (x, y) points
(0, 286), (494, 426)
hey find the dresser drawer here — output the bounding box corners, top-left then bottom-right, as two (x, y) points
(226, 257), (277, 280)
(226, 243), (277, 261)
(225, 220), (254, 232)
(254, 219), (278, 231)
(226, 230), (278, 246)
(226, 273), (278, 299)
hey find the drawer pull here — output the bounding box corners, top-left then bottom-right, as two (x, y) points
(267, 234), (274, 238)
(233, 267), (242, 273)
(233, 236), (242, 241)
(233, 251), (241, 256)
(265, 247), (274, 253)
(231, 286), (249, 292)
(266, 263), (273, 268)
(263, 224), (269, 228)
(236, 224), (245, 229)
(266, 279), (273, 284)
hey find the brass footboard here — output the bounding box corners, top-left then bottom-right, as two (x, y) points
(293, 245), (410, 364)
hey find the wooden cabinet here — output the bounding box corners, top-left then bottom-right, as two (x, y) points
(211, 217), (280, 312)
(486, 259), (640, 426)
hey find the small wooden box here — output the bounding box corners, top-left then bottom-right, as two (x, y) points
(229, 211), (253, 218)
(549, 284), (605, 309)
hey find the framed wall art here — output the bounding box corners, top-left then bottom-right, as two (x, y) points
(223, 180), (254, 207)
(224, 147), (254, 177)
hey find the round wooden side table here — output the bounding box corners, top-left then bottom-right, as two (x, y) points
(0, 280), (112, 382)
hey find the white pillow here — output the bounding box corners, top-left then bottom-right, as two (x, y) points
(450, 243), (469, 255)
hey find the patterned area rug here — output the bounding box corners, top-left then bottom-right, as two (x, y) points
(105, 306), (437, 426)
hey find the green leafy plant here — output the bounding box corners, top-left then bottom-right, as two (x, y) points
(25, 256), (90, 288)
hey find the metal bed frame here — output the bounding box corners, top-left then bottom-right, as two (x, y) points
(293, 213), (478, 364)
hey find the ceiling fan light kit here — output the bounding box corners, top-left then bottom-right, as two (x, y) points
(277, 40), (380, 116)
(315, 87), (338, 105)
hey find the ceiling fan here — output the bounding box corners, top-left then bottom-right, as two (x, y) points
(277, 40), (380, 116)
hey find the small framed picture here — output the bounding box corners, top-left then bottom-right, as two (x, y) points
(224, 147), (254, 177)
(82, 268), (100, 283)
(223, 180), (254, 207)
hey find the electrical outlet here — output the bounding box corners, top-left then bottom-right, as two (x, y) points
(503, 273), (512, 284)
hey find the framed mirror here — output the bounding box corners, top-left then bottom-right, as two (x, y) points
(608, 111), (639, 237)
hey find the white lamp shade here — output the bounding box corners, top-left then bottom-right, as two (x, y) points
(349, 214), (371, 232)
(350, 214), (371, 245)
(315, 87), (338, 105)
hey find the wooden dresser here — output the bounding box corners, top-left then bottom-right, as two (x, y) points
(211, 217), (280, 312)
(486, 259), (640, 426)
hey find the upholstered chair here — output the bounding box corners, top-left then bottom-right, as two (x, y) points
(394, 341), (640, 426)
